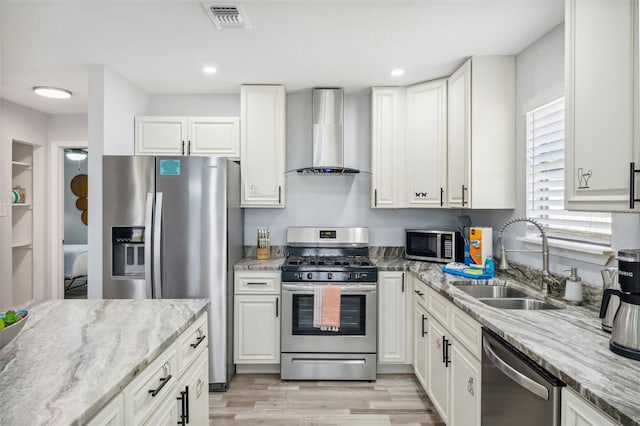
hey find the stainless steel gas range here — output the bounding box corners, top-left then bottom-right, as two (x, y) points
(280, 227), (378, 381)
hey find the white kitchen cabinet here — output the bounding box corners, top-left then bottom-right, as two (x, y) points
(565, 0), (637, 212)
(88, 312), (209, 426)
(135, 116), (240, 157)
(371, 87), (403, 208)
(447, 56), (515, 209)
(413, 299), (429, 389)
(426, 316), (450, 424)
(378, 271), (412, 364)
(448, 337), (481, 426)
(405, 80), (448, 208)
(240, 85), (286, 208)
(234, 271), (281, 364)
(561, 387), (620, 426)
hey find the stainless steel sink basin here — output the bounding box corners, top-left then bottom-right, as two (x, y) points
(479, 298), (562, 310)
(455, 285), (529, 299)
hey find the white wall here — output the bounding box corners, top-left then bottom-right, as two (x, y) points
(48, 114), (87, 142)
(147, 94), (239, 116)
(87, 65), (148, 299)
(0, 100), (49, 306)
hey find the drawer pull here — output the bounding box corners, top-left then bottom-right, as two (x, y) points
(247, 282), (268, 285)
(190, 335), (206, 349)
(414, 289), (424, 296)
(148, 374), (172, 397)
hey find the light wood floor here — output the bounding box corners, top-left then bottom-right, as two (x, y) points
(209, 374), (445, 425)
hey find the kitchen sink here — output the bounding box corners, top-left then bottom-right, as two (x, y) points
(455, 285), (529, 299)
(479, 298), (562, 310)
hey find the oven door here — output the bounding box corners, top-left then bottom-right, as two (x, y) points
(281, 282), (377, 353)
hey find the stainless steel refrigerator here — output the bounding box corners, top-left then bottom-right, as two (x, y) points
(102, 156), (243, 391)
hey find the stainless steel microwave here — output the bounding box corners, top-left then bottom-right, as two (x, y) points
(405, 230), (464, 263)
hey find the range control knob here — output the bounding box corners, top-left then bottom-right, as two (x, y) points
(353, 273), (360, 280)
(327, 272), (333, 280)
(296, 272), (303, 280)
(347, 273), (352, 280)
(306, 272), (313, 280)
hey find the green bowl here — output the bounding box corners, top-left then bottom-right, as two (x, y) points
(0, 310), (29, 350)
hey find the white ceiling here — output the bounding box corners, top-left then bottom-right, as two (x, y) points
(0, 0), (564, 114)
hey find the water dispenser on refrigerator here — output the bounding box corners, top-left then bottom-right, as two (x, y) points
(112, 227), (145, 278)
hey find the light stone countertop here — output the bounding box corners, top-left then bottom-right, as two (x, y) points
(234, 256), (285, 271)
(236, 255), (639, 425)
(0, 298), (209, 426)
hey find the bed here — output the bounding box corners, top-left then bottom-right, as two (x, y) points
(64, 244), (88, 291)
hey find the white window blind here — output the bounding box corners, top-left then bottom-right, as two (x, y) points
(525, 97), (611, 245)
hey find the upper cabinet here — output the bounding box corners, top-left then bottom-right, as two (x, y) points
(565, 0), (637, 212)
(371, 80), (447, 209)
(240, 85), (287, 208)
(135, 116), (240, 158)
(447, 57), (515, 209)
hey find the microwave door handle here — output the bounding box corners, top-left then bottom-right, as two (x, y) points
(153, 192), (163, 299)
(436, 233), (442, 259)
(482, 339), (549, 400)
(144, 193), (154, 299)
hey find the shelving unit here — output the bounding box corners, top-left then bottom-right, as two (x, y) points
(12, 140), (34, 304)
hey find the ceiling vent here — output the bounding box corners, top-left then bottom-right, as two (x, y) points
(202, 4), (251, 29)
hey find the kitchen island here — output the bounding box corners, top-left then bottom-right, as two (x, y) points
(0, 298), (209, 425)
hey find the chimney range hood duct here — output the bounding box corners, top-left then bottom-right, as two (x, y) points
(296, 88), (360, 175)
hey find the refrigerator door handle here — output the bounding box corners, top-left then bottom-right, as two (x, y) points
(144, 193), (154, 298)
(153, 192), (163, 299)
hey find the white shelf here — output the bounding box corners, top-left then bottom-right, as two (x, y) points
(12, 242), (32, 249)
(11, 161), (32, 168)
(12, 203), (32, 208)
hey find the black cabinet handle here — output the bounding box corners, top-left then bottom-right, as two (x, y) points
(181, 141), (185, 156)
(440, 187), (444, 207)
(630, 162), (640, 209)
(414, 289), (424, 297)
(190, 335), (206, 349)
(177, 388), (187, 425)
(461, 185), (468, 206)
(374, 189), (378, 207)
(401, 273), (405, 293)
(148, 374), (172, 397)
(278, 185), (282, 204)
(444, 337), (452, 367)
(421, 314), (427, 337)
(187, 140), (191, 155)
(276, 297), (279, 318)
(185, 385), (190, 424)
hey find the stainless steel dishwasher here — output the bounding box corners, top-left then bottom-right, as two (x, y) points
(482, 328), (565, 425)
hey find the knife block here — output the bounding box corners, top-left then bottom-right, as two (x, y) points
(257, 247), (271, 260)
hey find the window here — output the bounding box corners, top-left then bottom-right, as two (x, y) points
(525, 97), (611, 246)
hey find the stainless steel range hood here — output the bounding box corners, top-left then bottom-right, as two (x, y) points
(296, 88), (360, 175)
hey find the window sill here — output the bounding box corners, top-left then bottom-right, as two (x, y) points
(516, 236), (613, 265)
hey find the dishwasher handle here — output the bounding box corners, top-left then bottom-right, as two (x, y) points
(483, 338), (549, 401)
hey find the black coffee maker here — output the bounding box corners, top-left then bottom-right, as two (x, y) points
(599, 249), (640, 360)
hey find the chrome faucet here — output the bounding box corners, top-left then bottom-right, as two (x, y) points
(497, 217), (553, 295)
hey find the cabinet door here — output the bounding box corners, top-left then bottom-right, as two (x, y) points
(135, 116), (187, 156)
(189, 117), (240, 158)
(561, 387), (619, 426)
(565, 0), (636, 211)
(175, 350), (209, 426)
(371, 87), (403, 208)
(234, 295), (280, 363)
(449, 339), (481, 426)
(426, 318), (450, 424)
(447, 60), (471, 208)
(378, 271), (407, 364)
(141, 390), (180, 426)
(240, 85), (286, 208)
(413, 301), (429, 389)
(405, 80), (447, 208)
(87, 393), (124, 426)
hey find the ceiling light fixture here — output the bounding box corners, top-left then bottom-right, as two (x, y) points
(65, 149), (87, 161)
(33, 86), (72, 99)
(390, 68), (405, 77)
(202, 66), (217, 74)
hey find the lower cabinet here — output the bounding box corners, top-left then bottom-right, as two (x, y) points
(561, 387), (619, 426)
(378, 271), (412, 364)
(88, 313), (209, 426)
(448, 338), (481, 426)
(413, 301), (429, 388)
(234, 271), (281, 364)
(426, 317), (450, 424)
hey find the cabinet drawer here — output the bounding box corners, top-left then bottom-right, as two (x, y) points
(450, 306), (482, 359)
(87, 393), (124, 426)
(235, 271), (281, 294)
(428, 288), (451, 328)
(124, 344), (178, 425)
(413, 278), (430, 309)
(177, 313), (208, 376)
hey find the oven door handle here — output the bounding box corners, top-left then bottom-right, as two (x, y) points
(282, 283), (377, 292)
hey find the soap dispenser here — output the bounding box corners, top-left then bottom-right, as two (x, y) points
(563, 267), (583, 303)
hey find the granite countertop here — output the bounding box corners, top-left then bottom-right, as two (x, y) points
(234, 256), (285, 271)
(237, 255), (638, 425)
(377, 258), (639, 426)
(0, 299), (209, 425)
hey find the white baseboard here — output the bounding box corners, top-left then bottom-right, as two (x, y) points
(236, 364), (281, 374)
(376, 364), (414, 374)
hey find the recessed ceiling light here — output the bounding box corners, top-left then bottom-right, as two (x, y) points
(33, 86), (72, 99)
(390, 68), (405, 77)
(202, 66), (217, 74)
